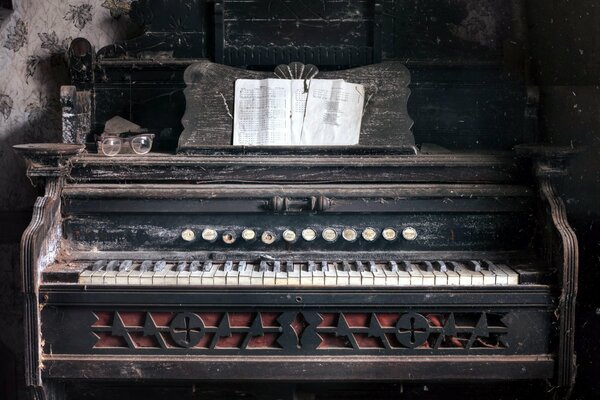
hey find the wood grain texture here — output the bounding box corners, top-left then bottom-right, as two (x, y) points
(178, 60), (414, 152)
(539, 178), (579, 390)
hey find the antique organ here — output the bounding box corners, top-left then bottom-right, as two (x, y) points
(15, 1), (578, 399)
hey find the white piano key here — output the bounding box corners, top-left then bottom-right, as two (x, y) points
(102, 260), (120, 285)
(436, 261), (459, 285)
(91, 268), (107, 285)
(394, 261), (411, 286)
(487, 262), (508, 285)
(300, 263), (313, 286)
(164, 264), (179, 285)
(383, 262), (400, 286)
(262, 261), (276, 286)
(140, 271), (154, 285)
(370, 262), (386, 286)
(173, 261), (189, 285)
(201, 261), (217, 285)
(103, 272), (118, 285)
(448, 262), (472, 286)
(238, 261), (252, 285)
(334, 263), (349, 286)
(79, 268), (93, 284)
(466, 260), (485, 285)
(480, 269), (496, 285)
(135, 260), (152, 285)
(426, 261), (447, 286)
(312, 261), (325, 286)
(251, 263), (264, 285)
(116, 260), (133, 285)
(481, 261), (497, 286)
(127, 269), (142, 285)
(177, 270), (191, 285)
(275, 261), (288, 286)
(225, 261), (239, 285)
(189, 261), (203, 285)
(416, 262), (435, 286)
(214, 263), (228, 285)
(345, 261), (361, 286)
(357, 262), (374, 286)
(287, 262), (300, 286)
(496, 263), (519, 285)
(152, 261), (169, 285)
(323, 261), (337, 286)
(402, 261), (423, 286)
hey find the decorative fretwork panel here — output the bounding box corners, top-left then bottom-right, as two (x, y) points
(89, 310), (510, 354)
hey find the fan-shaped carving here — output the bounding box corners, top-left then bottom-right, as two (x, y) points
(274, 62), (319, 80)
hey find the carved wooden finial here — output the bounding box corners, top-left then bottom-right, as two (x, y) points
(274, 62), (319, 80)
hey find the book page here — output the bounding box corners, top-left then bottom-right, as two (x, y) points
(300, 79), (365, 146)
(233, 79), (291, 145)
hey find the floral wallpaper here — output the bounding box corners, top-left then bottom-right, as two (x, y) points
(0, 0), (133, 212)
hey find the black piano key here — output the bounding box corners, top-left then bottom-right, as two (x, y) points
(106, 260), (119, 271)
(448, 261), (464, 272)
(273, 261), (281, 272)
(203, 260), (213, 272)
(482, 260), (498, 272)
(468, 260), (482, 272)
(92, 260), (107, 271)
(423, 261), (434, 272)
(321, 261), (329, 271)
(342, 261), (351, 272)
(259, 260), (268, 272)
(140, 260), (153, 272)
(434, 260), (447, 272)
(154, 260), (167, 272)
(119, 260), (133, 272)
(388, 261), (398, 272)
(286, 261), (295, 272)
(401, 260), (413, 272)
(190, 261), (201, 272)
(238, 260), (247, 271)
(308, 261), (316, 272)
(176, 261), (187, 272)
(368, 261), (377, 272)
(224, 260), (233, 272)
(355, 261), (365, 272)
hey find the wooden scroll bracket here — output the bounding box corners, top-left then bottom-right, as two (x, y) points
(12, 144), (84, 400)
(178, 60), (415, 154)
(516, 144), (580, 394)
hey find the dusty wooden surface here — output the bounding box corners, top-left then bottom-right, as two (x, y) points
(178, 61), (414, 152)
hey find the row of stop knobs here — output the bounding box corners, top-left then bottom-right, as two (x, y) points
(181, 227), (418, 244)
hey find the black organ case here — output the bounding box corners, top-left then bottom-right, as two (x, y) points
(15, 1), (578, 399)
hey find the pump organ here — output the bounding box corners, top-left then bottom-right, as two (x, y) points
(15, 1), (578, 399)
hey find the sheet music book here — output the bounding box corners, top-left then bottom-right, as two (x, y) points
(233, 79), (365, 146)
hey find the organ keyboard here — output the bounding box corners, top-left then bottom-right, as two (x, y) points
(59, 259), (519, 287)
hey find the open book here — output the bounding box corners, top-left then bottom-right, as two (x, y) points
(233, 79), (365, 146)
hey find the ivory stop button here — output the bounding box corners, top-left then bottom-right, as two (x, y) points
(322, 228), (338, 242)
(201, 228), (218, 242)
(402, 227), (418, 241)
(181, 229), (195, 242)
(362, 227), (378, 242)
(282, 230), (297, 243)
(382, 228), (397, 241)
(302, 228), (317, 242)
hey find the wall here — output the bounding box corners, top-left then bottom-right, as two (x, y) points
(0, 1), (132, 398)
